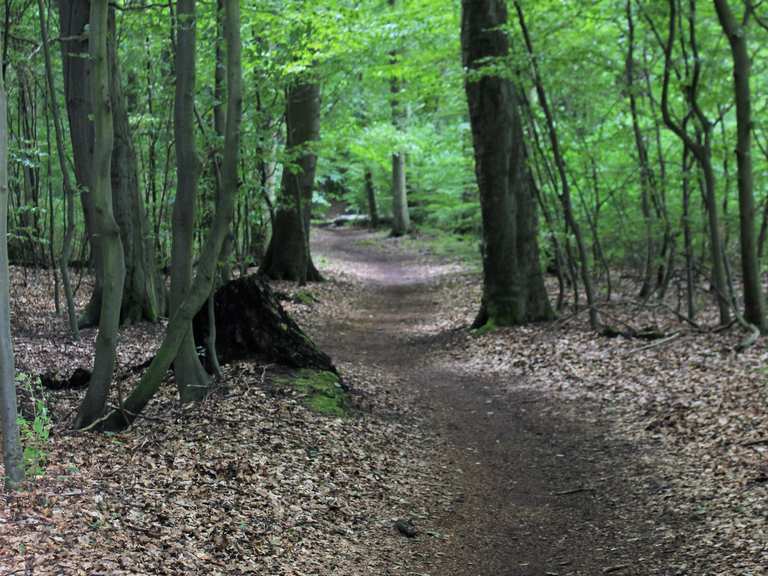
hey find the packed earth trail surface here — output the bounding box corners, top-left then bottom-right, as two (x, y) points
(309, 227), (667, 576)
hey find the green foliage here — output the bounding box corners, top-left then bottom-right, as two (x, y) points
(15, 374), (51, 478)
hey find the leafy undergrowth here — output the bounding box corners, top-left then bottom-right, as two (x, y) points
(0, 267), (436, 575)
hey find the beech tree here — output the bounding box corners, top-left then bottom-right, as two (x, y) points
(461, 0), (553, 327)
(261, 80), (323, 282)
(74, 0), (125, 429)
(100, 0), (242, 430)
(0, 44), (23, 489)
(171, 0), (210, 401)
(714, 0), (765, 332)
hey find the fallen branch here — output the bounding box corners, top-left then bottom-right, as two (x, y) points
(624, 332), (681, 356)
(554, 487), (595, 496)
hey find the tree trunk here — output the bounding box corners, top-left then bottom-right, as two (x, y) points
(56, 0), (102, 326)
(626, 0), (655, 300)
(108, 9), (161, 324)
(365, 168), (379, 228)
(98, 0), (242, 432)
(388, 0), (410, 237)
(715, 0), (765, 332)
(57, 0), (159, 327)
(261, 81), (322, 282)
(74, 0), (126, 429)
(171, 0), (209, 402)
(513, 0), (596, 328)
(39, 0), (79, 339)
(461, 0), (553, 328)
(0, 52), (24, 488)
(660, 0), (730, 325)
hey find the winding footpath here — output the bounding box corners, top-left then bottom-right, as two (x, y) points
(311, 227), (665, 576)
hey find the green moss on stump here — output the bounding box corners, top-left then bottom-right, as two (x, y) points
(277, 370), (348, 417)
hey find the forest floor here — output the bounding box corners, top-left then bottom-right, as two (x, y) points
(0, 226), (766, 575)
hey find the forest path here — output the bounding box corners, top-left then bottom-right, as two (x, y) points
(310, 227), (663, 576)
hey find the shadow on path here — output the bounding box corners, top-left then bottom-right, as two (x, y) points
(312, 227), (665, 576)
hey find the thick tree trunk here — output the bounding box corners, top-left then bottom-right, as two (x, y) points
(715, 0), (765, 332)
(171, 0), (209, 402)
(57, 0), (159, 327)
(193, 275), (335, 373)
(461, 0), (553, 328)
(74, 0), (126, 429)
(261, 81), (322, 282)
(0, 56), (24, 488)
(57, 0), (102, 327)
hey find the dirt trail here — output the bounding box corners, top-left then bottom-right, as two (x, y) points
(311, 227), (665, 576)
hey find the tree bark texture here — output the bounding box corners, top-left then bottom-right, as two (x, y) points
(714, 0), (765, 331)
(74, 0), (126, 429)
(108, 9), (161, 324)
(261, 81), (322, 282)
(0, 53), (24, 488)
(388, 0), (410, 237)
(98, 0), (243, 431)
(57, 0), (160, 327)
(192, 275), (335, 373)
(171, 0), (210, 402)
(461, 0), (553, 327)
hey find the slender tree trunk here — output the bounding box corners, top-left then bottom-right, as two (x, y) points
(56, 0), (102, 326)
(98, 0), (242, 432)
(171, 0), (209, 402)
(660, 0), (730, 325)
(39, 0), (79, 339)
(461, 0), (553, 328)
(0, 51), (24, 488)
(365, 168), (379, 228)
(74, 0), (125, 429)
(715, 0), (765, 331)
(513, 0), (597, 328)
(626, 0), (655, 299)
(261, 81), (322, 282)
(388, 0), (410, 236)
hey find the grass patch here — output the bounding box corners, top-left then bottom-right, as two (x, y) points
(276, 369), (348, 417)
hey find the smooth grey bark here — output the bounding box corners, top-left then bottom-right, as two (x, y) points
(261, 81), (322, 282)
(74, 0), (125, 430)
(714, 0), (765, 332)
(0, 51), (24, 488)
(171, 0), (210, 401)
(108, 9), (161, 324)
(97, 0), (242, 432)
(38, 0), (79, 339)
(461, 0), (553, 328)
(57, 0), (160, 327)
